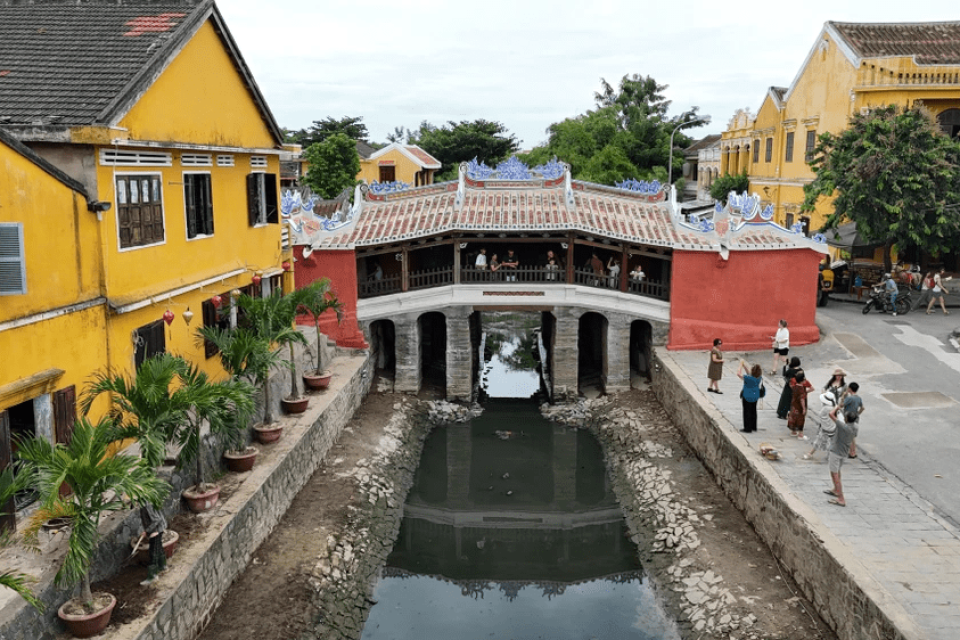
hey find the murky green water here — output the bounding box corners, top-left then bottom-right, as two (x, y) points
(361, 324), (678, 639)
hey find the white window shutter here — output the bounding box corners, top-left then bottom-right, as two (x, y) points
(0, 223), (26, 295)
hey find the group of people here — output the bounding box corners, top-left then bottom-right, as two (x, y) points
(706, 318), (864, 507)
(912, 268), (952, 315)
(474, 248), (646, 286)
(474, 248), (521, 281)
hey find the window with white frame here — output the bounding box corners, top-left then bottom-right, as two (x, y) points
(184, 173), (214, 238)
(0, 223), (26, 295)
(115, 174), (164, 248)
(246, 173), (279, 226)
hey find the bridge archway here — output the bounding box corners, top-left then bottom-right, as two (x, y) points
(630, 319), (653, 383)
(578, 312), (608, 396)
(419, 311), (447, 396)
(368, 319), (396, 382)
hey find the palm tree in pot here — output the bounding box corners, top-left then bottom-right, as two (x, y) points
(173, 361), (256, 506)
(0, 467), (43, 612)
(294, 278), (343, 389)
(237, 290), (309, 419)
(16, 417), (168, 637)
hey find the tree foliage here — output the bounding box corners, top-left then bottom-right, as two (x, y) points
(408, 119), (520, 180)
(285, 116), (369, 148)
(804, 105), (960, 267)
(520, 74), (706, 186)
(709, 172), (750, 204)
(302, 133), (361, 199)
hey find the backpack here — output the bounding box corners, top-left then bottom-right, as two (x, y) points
(926, 276), (936, 289)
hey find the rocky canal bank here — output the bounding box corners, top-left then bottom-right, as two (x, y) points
(199, 388), (834, 640)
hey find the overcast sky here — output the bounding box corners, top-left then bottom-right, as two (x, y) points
(218, 0), (959, 149)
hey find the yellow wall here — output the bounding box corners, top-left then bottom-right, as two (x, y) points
(118, 21), (277, 150)
(358, 147), (434, 185)
(722, 28), (960, 232)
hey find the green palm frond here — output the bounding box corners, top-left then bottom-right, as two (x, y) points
(16, 417), (170, 592)
(0, 572), (43, 612)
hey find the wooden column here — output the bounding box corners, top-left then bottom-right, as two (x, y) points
(401, 246), (409, 292)
(453, 241), (461, 284)
(565, 238), (575, 284)
(619, 248), (628, 292)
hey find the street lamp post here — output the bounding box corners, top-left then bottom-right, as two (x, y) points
(668, 112), (712, 186)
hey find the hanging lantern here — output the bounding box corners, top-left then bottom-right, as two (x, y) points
(182, 307), (194, 325)
(211, 294), (223, 309)
(231, 288), (241, 298)
(162, 309), (175, 326)
(252, 273), (262, 286)
(282, 260), (292, 272)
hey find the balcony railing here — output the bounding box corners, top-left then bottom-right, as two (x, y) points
(357, 266), (669, 302)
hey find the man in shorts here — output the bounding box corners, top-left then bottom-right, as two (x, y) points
(825, 407), (859, 507)
(842, 382), (864, 458)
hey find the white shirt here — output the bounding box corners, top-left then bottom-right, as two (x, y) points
(774, 327), (789, 349)
(475, 253), (487, 268)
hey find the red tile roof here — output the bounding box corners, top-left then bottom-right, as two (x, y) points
(404, 145), (441, 168)
(831, 21), (960, 65)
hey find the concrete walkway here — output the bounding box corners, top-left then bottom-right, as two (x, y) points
(667, 346), (960, 640)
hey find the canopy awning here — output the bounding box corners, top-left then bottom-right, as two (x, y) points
(824, 221), (882, 249)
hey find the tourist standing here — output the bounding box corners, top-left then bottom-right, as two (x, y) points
(823, 368), (847, 400)
(841, 382), (864, 458)
(475, 248), (487, 270)
(607, 256), (621, 288)
(736, 360), (763, 433)
(804, 390), (838, 460)
(771, 319), (790, 375)
(825, 406), (859, 507)
(776, 356), (802, 420)
(926, 268), (951, 315)
(707, 338), (724, 394)
(501, 250), (519, 281)
(787, 371), (813, 438)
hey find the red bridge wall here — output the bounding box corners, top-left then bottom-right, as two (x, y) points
(293, 247), (368, 349)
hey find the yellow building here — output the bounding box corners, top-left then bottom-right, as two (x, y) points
(719, 21), (960, 233)
(358, 141), (441, 187)
(0, 0), (288, 516)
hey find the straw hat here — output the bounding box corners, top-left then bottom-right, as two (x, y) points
(832, 368), (846, 377)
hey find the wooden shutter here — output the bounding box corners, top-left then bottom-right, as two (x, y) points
(265, 173), (279, 224)
(0, 223), (26, 295)
(202, 175), (214, 235)
(135, 320), (166, 369)
(53, 386), (77, 445)
(247, 173), (260, 226)
(146, 177), (165, 244)
(202, 299), (218, 358)
(117, 177), (133, 247)
(184, 174), (198, 238)
(0, 411), (14, 533)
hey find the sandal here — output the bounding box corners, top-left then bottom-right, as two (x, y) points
(823, 489), (837, 496)
(828, 498), (846, 507)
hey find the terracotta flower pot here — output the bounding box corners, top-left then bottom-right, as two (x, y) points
(130, 529), (179, 565)
(303, 370), (332, 390)
(224, 446), (258, 473)
(254, 424), (284, 444)
(58, 592), (116, 638)
(281, 396), (309, 414)
(182, 484), (221, 513)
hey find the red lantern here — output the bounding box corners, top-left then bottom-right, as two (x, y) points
(211, 294), (223, 309)
(252, 274), (262, 286)
(282, 260), (292, 272)
(162, 309), (175, 326)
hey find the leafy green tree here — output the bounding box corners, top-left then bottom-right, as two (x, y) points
(17, 417), (168, 613)
(709, 172), (750, 204)
(286, 116), (369, 147)
(385, 126), (409, 144)
(303, 133), (361, 198)
(804, 104), (960, 269)
(408, 119), (520, 180)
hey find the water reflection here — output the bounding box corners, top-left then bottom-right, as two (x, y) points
(361, 400), (679, 639)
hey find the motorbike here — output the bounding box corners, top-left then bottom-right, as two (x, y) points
(862, 284), (912, 315)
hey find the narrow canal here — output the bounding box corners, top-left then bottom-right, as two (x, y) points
(361, 313), (679, 639)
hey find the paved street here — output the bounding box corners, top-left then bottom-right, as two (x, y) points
(666, 300), (960, 640)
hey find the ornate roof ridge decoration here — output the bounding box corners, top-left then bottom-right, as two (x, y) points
(465, 156), (567, 182)
(368, 180), (412, 195)
(615, 178), (663, 195)
(282, 185), (363, 249)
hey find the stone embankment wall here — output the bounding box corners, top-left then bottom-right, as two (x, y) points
(651, 350), (922, 640)
(302, 400), (479, 639)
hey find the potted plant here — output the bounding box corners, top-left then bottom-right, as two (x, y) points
(295, 278), (343, 390)
(174, 361), (256, 507)
(16, 417), (168, 637)
(0, 467), (44, 612)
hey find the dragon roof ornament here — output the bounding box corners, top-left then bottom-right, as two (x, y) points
(465, 156), (567, 181)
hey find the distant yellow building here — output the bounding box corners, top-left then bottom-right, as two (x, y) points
(719, 21), (960, 233)
(0, 1), (288, 518)
(357, 141), (441, 187)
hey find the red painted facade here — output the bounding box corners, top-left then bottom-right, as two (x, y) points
(293, 246), (368, 349)
(667, 249), (822, 351)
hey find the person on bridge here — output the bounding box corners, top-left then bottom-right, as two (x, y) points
(501, 250), (519, 281)
(707, 338), (724, 394)
(489, 254), (501, 280)
(630, 265), (645, 281)
(590, 252), (604, 286)
(825, 406), (860, 507)
(475, 248), (487, 270)
(736, 360), (763, 433)
(607, 256), (621, 288)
